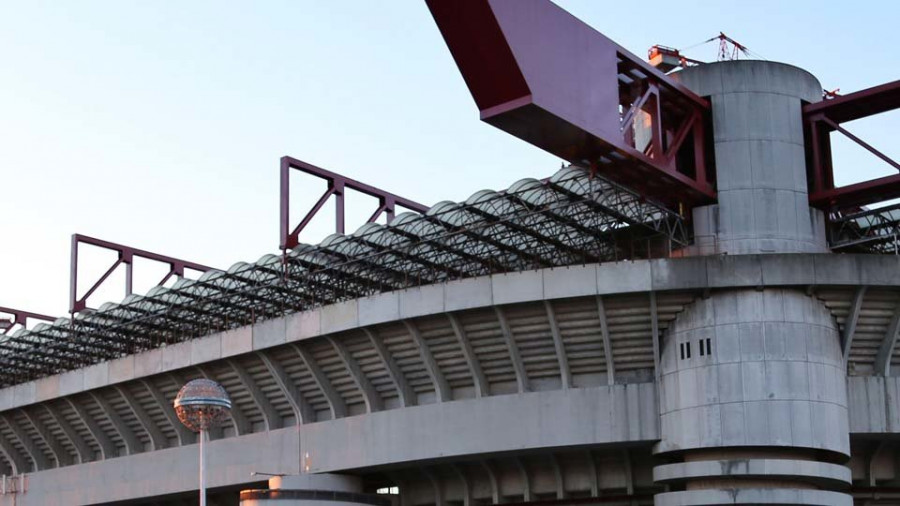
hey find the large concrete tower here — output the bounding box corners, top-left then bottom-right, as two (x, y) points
(654, 61), (852, 506)
(676, 61), (829, 255)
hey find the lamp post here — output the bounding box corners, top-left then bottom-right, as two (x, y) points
(174, 378), (231, 506)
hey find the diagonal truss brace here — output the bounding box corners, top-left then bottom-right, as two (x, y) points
(280, 157), (429, 250)
(70, 234), (213, 314)
(806, 79), (900, 210)
(0, 306), (55, 335)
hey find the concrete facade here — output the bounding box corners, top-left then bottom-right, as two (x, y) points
(0, 255), (897, 504)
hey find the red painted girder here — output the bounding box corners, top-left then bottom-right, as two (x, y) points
(0, 306), (55, 334)
(426, 0), (715, 206)
(805, 79), (900, 210)
(70, 234), (214, 313)
(280, 157), (430, 250)
(810, 173), (900, 210)
(804, 80), (900, 125)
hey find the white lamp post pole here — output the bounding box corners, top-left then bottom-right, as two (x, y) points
(173, 379), (230, 506)
(199, 428), (206, 506)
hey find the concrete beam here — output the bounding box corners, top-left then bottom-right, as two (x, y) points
(114, 385), (167, 451)
(649, 292), (661, 381)
(480, 460), (500, 505)
(586, 451), (599, 497)
(257, 351), (314, 424)
(451, 463), (471, 506)
(0, 428), (28, 475)
(227, 359), (281, 431)
(448, 313), (488, 397)
(140, 379), (194, 446)
(843, 286), (867, 362)
(292, 344), (347, 419)
(875, 301), (900, 376)
(421, 466), (443, 506)
(364, 328), (415, 407)
(544, 301), (571, 389)
(550, 453), (565, 499)
(65, 397), (115, 460)
(515, 457), (532, 502)
(43, 403), (91, 464)
(89, 391), (141, 455)
(495, 307), (528, 393)
(328, 336), (383, 413)
(405, 320), (450, 402)
(596, 296), (615, 385)
(623, 449), (634, 496)
(868, 440), (888, 487)
(20, 408), (70, 467)
(0, 413), (49, 471)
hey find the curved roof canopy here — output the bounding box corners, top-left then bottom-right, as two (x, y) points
(0, 166), (686, 387)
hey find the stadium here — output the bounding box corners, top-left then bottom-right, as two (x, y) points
(1, 1), (900, 505)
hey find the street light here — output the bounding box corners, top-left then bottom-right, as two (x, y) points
(174, 378), (231, 506)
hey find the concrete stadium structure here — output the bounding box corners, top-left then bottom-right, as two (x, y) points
(2, 2), (900, 506)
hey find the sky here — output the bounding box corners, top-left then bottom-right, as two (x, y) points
(1, 0), (898, 322)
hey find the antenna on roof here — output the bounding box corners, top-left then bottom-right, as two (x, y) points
(709, 32), (751, 61)
(649, 32), (761, 72)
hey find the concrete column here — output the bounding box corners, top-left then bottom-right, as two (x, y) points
(674, 61), (828, 255)
(654, 289), (851, 506)
(241, 474), (388, 506)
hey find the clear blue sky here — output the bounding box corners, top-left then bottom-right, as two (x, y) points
(1, 0), (897, 319)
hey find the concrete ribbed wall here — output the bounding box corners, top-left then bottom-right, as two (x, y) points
(656, 289), (850, 506)
(658, 289), (848, 457)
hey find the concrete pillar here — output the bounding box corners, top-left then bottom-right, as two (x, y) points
(674, 61), (828, 255)
(654, 289), (852, 506)
(240, 473), (388, 506)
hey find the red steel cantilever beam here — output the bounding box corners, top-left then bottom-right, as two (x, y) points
(0, 306), (55, 334)
(70, 234), (214, 314)
(280, 156), (429, 250)
(426, 0), (716, 209)
(806, 80), (900, 210)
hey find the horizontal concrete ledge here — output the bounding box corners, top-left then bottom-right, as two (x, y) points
(16, 386), (654, 504)
(653, 459), (851, 486)
(19, 427), (299, 506)
(2, 253), (897, 411)
(300, 384), (659, 473)
(655, 489), (852, 506)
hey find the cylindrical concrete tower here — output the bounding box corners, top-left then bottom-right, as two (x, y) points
(240, 474), (388, 506)
(654, 61), (852, 506)
(654, 289), (851, 505)
(675, 61), (829, 255)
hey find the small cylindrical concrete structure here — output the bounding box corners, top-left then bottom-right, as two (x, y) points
(675, 60), (828, 255)
(241, 474), (390, 506)
(655, 289), (851, 505)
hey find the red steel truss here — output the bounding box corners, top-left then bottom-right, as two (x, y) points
(0, 306), (54, 335)
(280, 157), (429, 250)
(806, 80), (900, 210)
(69, 234), (213, 314)
(426, 0), (716, 209)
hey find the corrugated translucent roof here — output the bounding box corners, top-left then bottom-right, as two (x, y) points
(830, 203), (900, 253)
(0, 166), (687, 387)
